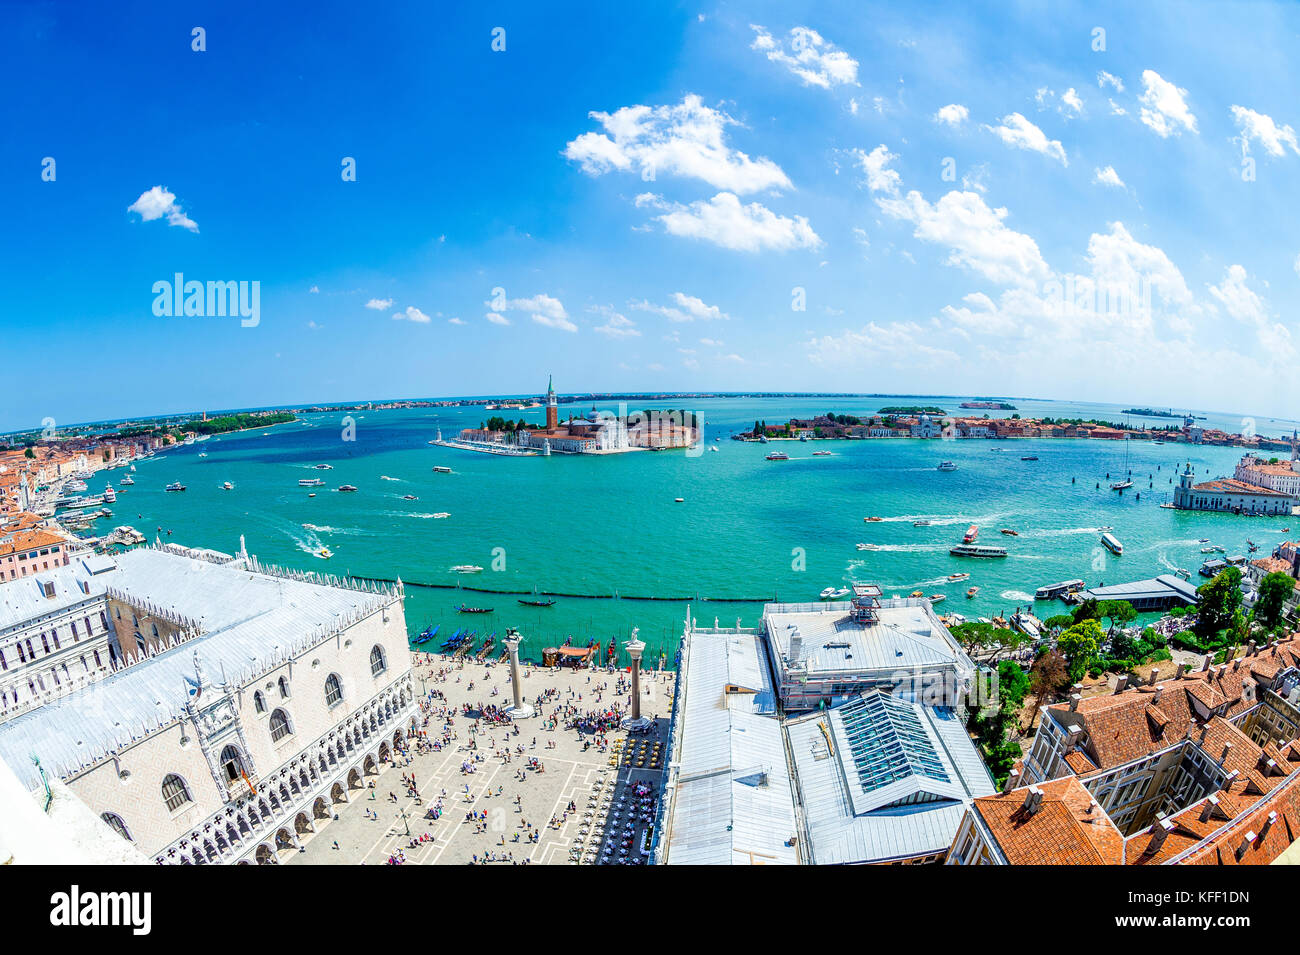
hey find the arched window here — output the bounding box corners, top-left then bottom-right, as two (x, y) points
(253, 690), (265, 714)
(370, 645), (387, 677)
(161, 774), (191, 812)
(101, 812), (132, 842)
(324, 673), (343, 707)
(219, 744), (246, 783)
(269, 708), (293, 743)
(278, 676), (290, 699)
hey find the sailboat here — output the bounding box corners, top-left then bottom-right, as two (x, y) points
(1110, 435), (1134, 490)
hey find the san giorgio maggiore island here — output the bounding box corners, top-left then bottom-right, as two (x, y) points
(7, 392), (1300, 865)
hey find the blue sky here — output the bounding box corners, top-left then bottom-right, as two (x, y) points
(4, 0), (1299, 430)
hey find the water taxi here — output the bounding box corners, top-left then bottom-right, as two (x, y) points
(1101, 532), (1124, 555)
(431, 512), (451, 518)
(314, 464), (333, 470)
(909, 589), (924, 598)
(316, 547), (333, 559)
(1034, 579), (1084, 600)
(337, 484), (358, 492)
(433, 466), (453, 474)
(928, 594), (946, 604)
(856, 542), (878, 551)
(450, 565), (483, 574)
(963, 524), (979, 543)
(966, 586), (979, 598)
(950, 544), (1008, 558)
(947, 572), (970, 582)
(299, 478), (325, 487)
(765, 451), (790, 461)
(937, 461), (958, 472)
(1020, 455), (1038, 461)
(1200, 545), (1225, 554)
(222, 482), (234, 491)
(819, 586), (837, 599)
(164, 482), (186, 492)
(674, 497), (685, 503)
(828, 588), (850, 599)
(913, 519), (932, 526)
(402, 494), (419, 501)
(865, 516), (883, 523)
(1000, 528), (1018, 536)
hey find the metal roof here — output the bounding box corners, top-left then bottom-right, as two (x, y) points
(661, 629), (798, 865)
(1080, 574), (1200, 604)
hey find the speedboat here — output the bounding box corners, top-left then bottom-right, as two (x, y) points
(221, 482), (234, 491)
(1000, 528), (1018, 536)
(865, 516), (883, 523)
(819, 587), (837, 599)
(316, 547), (333, 559)
(337, 485), (358, 492)
(829, 588), (850, 599)
(928, 594), (947, 603)
(432, 512), (451, 518)
(913, 519), (932, 526)
(165, 482), (186, 492)
(451, 565), (484, 574)
(856, 542), (878, 551)
(937, 461), (958, 472)
(947, 573), (970, 582)
(433, 466), (453, 474)
(966, 587), (979, 598)
(314, 464), (333, 470)
(299, 478), (325, 487)
(402, 494), (419, 501)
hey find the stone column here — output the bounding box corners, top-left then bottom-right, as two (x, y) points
(621, 629), (652, 731)
(502, 629), (534, 719)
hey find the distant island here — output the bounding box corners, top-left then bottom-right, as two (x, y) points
(877, 406), (947, 415)
(961, 400), (1017, 411)
(1122, 407), (1182, 418)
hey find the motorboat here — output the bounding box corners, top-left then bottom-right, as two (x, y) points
(433, 466), (453, 473)
(1021, 456), (1038, 462)
(1000, 528), (1018, 536)
(812, 450), (832, 456)
(928, 594), (946, 603)
(314, 464), (333, 470)
(766, 451), (790, 461)
(402, 494), (419, 501)
(963, 524), (979, 543)
(950, 544), (1008, 558)
(819, 587), (837, 599)
(865, 516), (883, 523)
(165, 482), (186, 492)
(316, 547), (333, 559)
(947, 573), (970, 582)
(432, 512), (451, 518)
(674, 498), (685, 503)
(120, 475), (134, 486)
(913, 519), (932, 526)
(450, 565), (483, 574)
(221, 482), (234, 491)
(856, 543), (878, 551)
(1101, 532), (1124, 555)
(338, 485), (358, 492)
(937, 461), (958, 471)
(966, 587), (979, 598)
(299, 478), (325, 487)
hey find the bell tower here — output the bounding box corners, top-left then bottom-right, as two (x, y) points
(545, 374), (558, 431)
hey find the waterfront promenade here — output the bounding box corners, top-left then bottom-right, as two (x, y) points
(289, 652), (674, 865)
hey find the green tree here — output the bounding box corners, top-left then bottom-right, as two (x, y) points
(1058, 619), (1104, 681)
(1195, 567), (1244, 640)
(1071, 597), (1101, 625)
(1098, 599), (1137, 635)
(24, 447), (35, 459)
(1252, 571), (1295, 632)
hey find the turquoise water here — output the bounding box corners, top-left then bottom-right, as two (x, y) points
(87, 397), (1300, 664)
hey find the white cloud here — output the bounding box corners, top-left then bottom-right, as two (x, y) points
(590, 306), (641, 338)
(1093, 165), (1125, 188)
(1208, 264), (1292, 359)
(1230, 105), (1299, 158)
(853, 144), (901, 195)
(1097, 71), (1125, 93)
(127, 186), (198, 232)
(485, 293), (574, 331)
(365, 298), (394, 310)
(448, 317), (466, 325)
(633, 292), (731, 323)
(749, 25), (859, 89)
(392, 306), (430, 323)
(563, 94), (791, 194)
(933, 104), (969, 127)
(806, 321), (961, 369)
(1109, 99), (1128, 116)
(309, 286), (319, 294)
(699, 337), (723, 347)
(638, 192), (821, 252)
(1138, 70), (1197, 138)
(1061, 88), (1083, 115)
(876, 189), (1051, 287)
(985, 113), (1067, 165)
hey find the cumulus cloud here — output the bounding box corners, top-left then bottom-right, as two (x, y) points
(637, 192), (822, 252)
(1061, 88), (1083, 115)
(486, 293), (574, 331)
(485, 312), (511, 326)
(448, 317), (466, 325)
(633, 292), (731, 324)
(589, 305), (641, 338)
(563, 94), (791, 194)
(1097, 71), (1125, 93)
(1138, 70), (1197, 138)
(749, 25), (859, 89)
(1208, 264), (1292, 358)
(853, 144), (901, 195)
(1093, 165), (1125, 188)
(1231, 105), (1299, 158)
(365, 298), (394, 310)
(933, 104), (969, 127)
(875, 189), (1051, 287)
(392, 306), (430, 323)
(985, 113), (1068, 165)
(127, 186), (198, 232)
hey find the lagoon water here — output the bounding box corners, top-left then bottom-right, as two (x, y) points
(95, 397), (1300, 665)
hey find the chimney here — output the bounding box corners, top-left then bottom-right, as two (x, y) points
(1263, 810), (1278, 836)
(1002, 769), (1020, 793)
(1022, 786), (1043, 815)
(1248, 639), (1258, 656)
(1236, 831), (1257, 861)
(1200, 794), (1220, 823)
(1147, 816), (1175, 853)
(1200, 723), (1210, 744)
(1152, 686), (1163, 704)
(1221, 742), (1233, 763)
(1202, 654), (1213, 672)
(1114, 674), (1129, 695)
(1068, 693), (1081, 712)
(1150, 668), (1160, 685)
(1177, 663), (1191, 680)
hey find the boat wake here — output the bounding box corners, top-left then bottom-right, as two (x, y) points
(854, 543), (950, 553)
(1031, 526), (1111, 538)
(1000, 590), (1034, 602)
(302, 523), (366, 536)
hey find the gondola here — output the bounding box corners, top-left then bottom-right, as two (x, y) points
(439, 628), (467, 650)
(456, 605), (494, 614)
(518, 598), (556, 607)
(413, 623), (441, 645)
